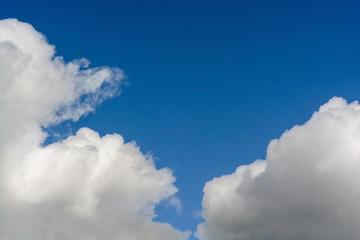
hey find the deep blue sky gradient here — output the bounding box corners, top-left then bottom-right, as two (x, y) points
(2, 0), (360, 236)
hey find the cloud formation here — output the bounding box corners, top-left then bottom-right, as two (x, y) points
(0, 18), (189, 240)
(196, 97), (360, 240)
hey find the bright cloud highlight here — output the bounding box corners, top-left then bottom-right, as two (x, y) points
(0, 18), (189, 240)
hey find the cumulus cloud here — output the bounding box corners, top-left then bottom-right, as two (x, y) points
(0, 18), (189, 240)
(196, 97), (360, 240)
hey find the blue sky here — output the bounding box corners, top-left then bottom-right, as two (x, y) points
(1, 0), (360, 238)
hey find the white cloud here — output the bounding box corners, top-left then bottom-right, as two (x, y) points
(169, 196), (183, 214)
(0, 18), (190, 240)
(196, 97), (360, 240)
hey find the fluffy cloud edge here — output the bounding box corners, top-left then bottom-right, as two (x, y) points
(196, 97), (360, 240)
(0, 18), (190, 240)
